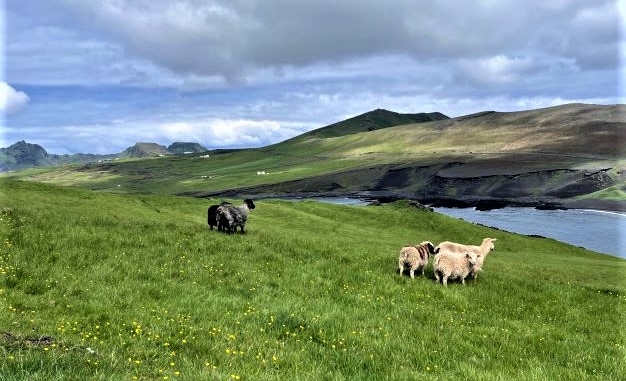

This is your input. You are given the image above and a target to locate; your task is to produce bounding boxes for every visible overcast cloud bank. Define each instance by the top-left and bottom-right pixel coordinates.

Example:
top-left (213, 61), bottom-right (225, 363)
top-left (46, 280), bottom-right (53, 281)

top-left (4, 0), bottom-right (624, 153)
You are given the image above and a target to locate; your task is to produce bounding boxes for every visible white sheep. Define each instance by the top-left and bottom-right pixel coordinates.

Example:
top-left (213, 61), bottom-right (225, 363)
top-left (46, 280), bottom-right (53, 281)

top-left (398, 241), bottom-right (436, 278)
top-left (433, 251), bottom-right (478, 286)
top-left (435, 238), bottom-right (496, 279)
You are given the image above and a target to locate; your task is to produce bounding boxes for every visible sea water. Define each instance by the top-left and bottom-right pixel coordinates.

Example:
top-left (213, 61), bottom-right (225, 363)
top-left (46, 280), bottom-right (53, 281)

top-left (433, 207), bottom-right (626, 259)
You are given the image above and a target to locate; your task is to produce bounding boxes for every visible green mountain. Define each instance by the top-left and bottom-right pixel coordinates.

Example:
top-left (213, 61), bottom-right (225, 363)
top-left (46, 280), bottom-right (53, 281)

top-left (0, 141), bottom-right (209, 172)
top-left (0, 140), bottom-right (54, 171)
top-left (9, 103), bottom-right (626, 209)
top-left (119, 142), bottom-right (171, 158)
top-left (167, 142), bottom-right (208, 154)
top-left (300, 108), bottom-right (449, 139)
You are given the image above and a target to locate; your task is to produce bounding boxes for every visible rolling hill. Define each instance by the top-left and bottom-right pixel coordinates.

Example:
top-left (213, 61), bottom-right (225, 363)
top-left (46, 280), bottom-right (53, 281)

top-left (296, 108), bottom-right (449, 139)
top-left (6, 103), bottom-right (626, 209)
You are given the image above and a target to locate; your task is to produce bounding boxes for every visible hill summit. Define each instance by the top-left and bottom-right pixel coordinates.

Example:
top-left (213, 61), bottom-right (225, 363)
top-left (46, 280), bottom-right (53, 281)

top-left (0, 140), bottom-right (53, 171)
top-left (303, 108), bottom-right (449, 139)
top-left (167, 142), bottom-right (208, 154)
top-left (120, 143), bottom-right (171, 158)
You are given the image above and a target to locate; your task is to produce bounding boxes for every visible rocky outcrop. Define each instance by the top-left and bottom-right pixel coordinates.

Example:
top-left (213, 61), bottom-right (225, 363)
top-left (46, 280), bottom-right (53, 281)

top-left (167, 142), bottom-right (208, 154)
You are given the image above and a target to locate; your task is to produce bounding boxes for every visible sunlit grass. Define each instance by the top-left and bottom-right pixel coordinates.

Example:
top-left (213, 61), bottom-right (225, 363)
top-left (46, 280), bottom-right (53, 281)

top-left (0, 179), bottom-right (625, 380)
top-left (577, 184), bottom-right (626, 201)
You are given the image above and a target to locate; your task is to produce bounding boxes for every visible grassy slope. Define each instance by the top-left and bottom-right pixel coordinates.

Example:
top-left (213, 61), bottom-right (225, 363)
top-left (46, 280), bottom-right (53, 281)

top-left (1, 179), bottom-right (625, 380)
top-left (296, 109), bottom-right (448, 139)
top-left (9, 104), bottom-right (624, 199)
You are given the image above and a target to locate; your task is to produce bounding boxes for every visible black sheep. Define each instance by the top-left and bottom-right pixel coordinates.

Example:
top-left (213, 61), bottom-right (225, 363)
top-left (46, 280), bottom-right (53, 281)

top-left (216, 199), bottom-right (255, 234)
top-left (207, 201), bottom-right (231, 230)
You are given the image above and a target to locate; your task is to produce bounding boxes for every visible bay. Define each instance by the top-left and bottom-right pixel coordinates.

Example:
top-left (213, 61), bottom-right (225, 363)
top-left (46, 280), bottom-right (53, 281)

top-left (433, 207), bottom-right (626, 259)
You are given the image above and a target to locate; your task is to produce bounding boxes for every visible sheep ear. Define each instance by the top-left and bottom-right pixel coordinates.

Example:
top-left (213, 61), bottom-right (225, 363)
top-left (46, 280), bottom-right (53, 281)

top-left (491, 238), bottom-right (497, 242)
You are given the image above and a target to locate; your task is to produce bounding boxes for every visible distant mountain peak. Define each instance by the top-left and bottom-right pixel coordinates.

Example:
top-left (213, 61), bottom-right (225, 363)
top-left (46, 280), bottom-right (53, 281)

top-left (121, 142), bottom-right (171, 158)
top-left (302, 109), bottom-right (450, 139)
top-left (0, 140), bottom-right (211, 172)
top-left (0, 140), bottom-right (52, 171)
top-left (167, 142), bottom-right (208, 154)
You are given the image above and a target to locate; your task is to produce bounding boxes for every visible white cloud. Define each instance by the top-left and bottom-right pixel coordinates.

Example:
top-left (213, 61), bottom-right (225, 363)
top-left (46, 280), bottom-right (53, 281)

top-left (0, 82), bottom-right (30, 114)
top-left (4, 116), bottom-right (318, 154)
top-left (457, 55), bottom-right (541, 86)
top-left (148, 118), bottom-right (315, 148)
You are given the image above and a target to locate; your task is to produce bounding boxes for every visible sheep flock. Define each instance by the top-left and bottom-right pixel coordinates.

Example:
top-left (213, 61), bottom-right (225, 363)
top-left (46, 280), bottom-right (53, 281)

top-left (205, 198), bottom-right (497, 285)
top-left (400, 238), bottom-right (497, 286)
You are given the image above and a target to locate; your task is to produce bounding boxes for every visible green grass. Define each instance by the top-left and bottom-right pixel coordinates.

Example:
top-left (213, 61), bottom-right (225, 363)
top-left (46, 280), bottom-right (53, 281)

top-left (577, 184), bottom-right (626, 201)
top-left (1, 179), bottom-right (625, 380)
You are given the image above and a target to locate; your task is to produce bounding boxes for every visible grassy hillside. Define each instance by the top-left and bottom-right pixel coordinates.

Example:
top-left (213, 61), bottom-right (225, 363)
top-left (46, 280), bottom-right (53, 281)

top-left (8, 104), bottom-right (624, 202)
top-left (1, 179), bottom-right (625, 380)
top-left (297, 108), bottom-right (449, 139)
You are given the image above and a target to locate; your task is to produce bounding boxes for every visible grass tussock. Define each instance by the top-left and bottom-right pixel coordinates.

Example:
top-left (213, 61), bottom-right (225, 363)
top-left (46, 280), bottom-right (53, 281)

top-left (0, 179), bottom-right (625, 380)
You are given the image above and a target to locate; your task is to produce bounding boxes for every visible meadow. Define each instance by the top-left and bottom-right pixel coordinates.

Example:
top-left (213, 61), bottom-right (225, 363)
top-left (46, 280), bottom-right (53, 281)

top-left (1, 179), bottom-right (625, 380)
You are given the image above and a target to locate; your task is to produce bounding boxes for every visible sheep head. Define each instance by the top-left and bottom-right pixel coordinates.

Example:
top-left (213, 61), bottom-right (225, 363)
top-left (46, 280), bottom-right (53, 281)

top-left (420, 241), bottom-right (436, 255)
top-left (244, 199), bottom-right (256, 210)
top-left (465, 252), bottom-right (478, 267)
top-left (482, 238), bottom-right (497, 252)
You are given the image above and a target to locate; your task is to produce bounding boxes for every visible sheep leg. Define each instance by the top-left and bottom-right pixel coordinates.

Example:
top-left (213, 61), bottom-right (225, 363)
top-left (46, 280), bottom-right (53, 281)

top-left (409, 269), bottom-right (415, 279)
top-left (442, 275), bottom-right (448, 286)
top-left (398, 262), bottom-right (404, 276)
top-left (434, 270), bottom-right (440, 283)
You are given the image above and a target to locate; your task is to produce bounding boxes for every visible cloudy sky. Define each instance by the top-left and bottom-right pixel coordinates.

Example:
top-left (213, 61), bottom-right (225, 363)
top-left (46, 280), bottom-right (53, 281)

top-left (2, 0), bottom-right (624, 154)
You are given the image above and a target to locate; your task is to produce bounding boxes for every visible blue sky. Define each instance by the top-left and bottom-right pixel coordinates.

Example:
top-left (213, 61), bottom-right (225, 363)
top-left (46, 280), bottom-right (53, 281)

top-left (2, 0), bottom-right (624, 154)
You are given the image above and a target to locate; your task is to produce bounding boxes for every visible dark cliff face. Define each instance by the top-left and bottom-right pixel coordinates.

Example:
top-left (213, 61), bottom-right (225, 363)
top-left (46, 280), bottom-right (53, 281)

top-left (194, 160), bottom-right (618, 210)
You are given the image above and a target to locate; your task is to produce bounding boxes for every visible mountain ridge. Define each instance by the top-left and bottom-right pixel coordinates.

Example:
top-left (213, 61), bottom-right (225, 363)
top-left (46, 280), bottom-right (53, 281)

top-left (0, 141), bottom-right (208, 172)
top-left (6, 102), bottom-right (626, 210)
top-left (0, 107), bottom-right (448, 171)
top-left (298, 108), bottom-right (449, 139)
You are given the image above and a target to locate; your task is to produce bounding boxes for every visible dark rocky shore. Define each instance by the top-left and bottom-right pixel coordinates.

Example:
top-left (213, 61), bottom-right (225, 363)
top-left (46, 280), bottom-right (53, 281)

top-left (186, 188), bottom-right (625, 213)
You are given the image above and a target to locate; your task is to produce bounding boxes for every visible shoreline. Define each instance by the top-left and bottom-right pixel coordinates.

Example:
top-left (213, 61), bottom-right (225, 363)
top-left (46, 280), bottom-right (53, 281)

top-left (192, 189), bottom-right (625, 213)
